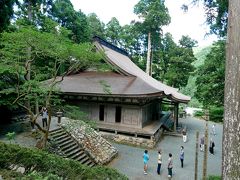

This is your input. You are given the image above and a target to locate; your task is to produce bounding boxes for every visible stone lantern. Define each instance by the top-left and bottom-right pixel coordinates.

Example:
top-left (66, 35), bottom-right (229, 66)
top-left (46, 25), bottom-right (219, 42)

top-left (56, 110), bottom-right (63, 124)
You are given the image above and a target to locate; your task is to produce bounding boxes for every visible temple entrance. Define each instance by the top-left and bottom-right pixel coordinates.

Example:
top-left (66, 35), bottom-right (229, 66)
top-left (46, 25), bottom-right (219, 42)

top-left (115, 106), bottom-right (122, 123)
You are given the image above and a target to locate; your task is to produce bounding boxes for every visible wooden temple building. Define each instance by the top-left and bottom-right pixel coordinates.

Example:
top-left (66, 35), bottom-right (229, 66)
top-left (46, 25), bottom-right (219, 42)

top-left (57, 37), bottom-right (190, 145)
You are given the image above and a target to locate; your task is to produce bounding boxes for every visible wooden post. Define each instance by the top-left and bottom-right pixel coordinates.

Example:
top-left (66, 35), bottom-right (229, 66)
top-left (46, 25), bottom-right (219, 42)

top-left (202, 110), bottom-right (209, 180)
top-left (194, 131), bottom-right (199, 180)
top-left (173, 103), bottom-right (179, 131)
top-left (35, 99), bottom-right (39, 115)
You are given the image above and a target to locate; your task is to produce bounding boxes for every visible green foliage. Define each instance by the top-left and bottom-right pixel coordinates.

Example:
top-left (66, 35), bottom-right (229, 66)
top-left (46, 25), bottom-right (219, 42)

top-left (194, 110), bottom-right (204, 117)
top-left (195, 40), bottom-right (225, 107)
top-left (63, 105), bottom-right (96, 128)
top-left (134, 0), bottom-right (170, 33)
top-left (203, 0), bottom-right (228, 37)
top-left (209, 106), bottom-right (224, 123)
top-left (207, 175), bottom-right (222, 180)
top-left (5, 132), bottom-right (16, 143)
top-left (180, 46), bottom-right (212, 107)
top-left (63, 105), bottom-right (88, 120)
top-left (99, 80), bottom-right (112, 94)
top-left (193, 46), bottom-right (212, 68)
top-left (0, 169), bottom-right (24, 179)
top-left (52, 0), bottom-right (91, 43)
top-left (105, 17), bottom-right (122, 46)
top-left (0, 0), bottom-right (15, 32)
top-left (87, 13), bottom-right (106, 38)
top-left (154, 33), bottom-right (196, 89)
top-left (179, 35), bottom-right (198, 48)
top-left (0, 142), bottom-right (128, 179)
top-left (25, 171), bottom-right (61, 180)
top-left (0, 26), bottom-right (102, 108)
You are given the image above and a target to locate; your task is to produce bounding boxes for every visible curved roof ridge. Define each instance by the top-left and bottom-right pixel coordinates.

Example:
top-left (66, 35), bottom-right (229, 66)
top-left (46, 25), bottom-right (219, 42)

top-left (95, 41), bottom-right (190, 103)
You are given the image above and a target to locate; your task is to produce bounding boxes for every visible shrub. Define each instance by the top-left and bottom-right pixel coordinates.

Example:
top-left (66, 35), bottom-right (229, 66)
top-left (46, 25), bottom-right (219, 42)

top-left (194, 110), bottom-right (204, 117)
top-left (209, 106), bottom-right (224, 123)
top-left (63, 105), bottom-right (96, 128)
top-left (0, 142), bottom-right (128, 180)
top-left (207, 175), bottom-right (221, 180)
top-left (5, 132), bottom-right (16, 143)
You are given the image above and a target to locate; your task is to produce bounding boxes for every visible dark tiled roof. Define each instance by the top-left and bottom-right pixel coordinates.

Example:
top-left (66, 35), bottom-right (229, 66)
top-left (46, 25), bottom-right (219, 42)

top-left (56, 37), bottom-right (191, 103)
top-left (57, 72), bottom-right (163, 97)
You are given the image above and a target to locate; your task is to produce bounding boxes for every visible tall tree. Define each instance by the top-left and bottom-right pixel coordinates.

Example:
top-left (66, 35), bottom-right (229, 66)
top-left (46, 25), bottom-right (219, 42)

top-left (223, 0), bottom-right (240, 178)
top-left (105, 17), bottom-right (122, 46)
top-left (203, 0), bottom-right (228, 37)
top-left (52, 0), bottom-right (90, 43)
top-left (154, 33), bottom-right (196, 89)
top-left (0, 26), bottom-right (102, 147)
top-left (0, 0), bottom-right (15, 32)
top-left (87, 13), bottom-right (105, 39)
top-left (134, 0), bottom-right (170, 76)
top-left (195, 41), bottom-right (225, 107)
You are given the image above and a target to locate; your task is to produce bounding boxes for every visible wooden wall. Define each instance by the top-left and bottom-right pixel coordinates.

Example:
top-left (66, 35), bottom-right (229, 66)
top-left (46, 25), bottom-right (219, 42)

top-left (68, 100), bottom-right (161, 128)
top-left (75, 102), bottom-right (142, 128)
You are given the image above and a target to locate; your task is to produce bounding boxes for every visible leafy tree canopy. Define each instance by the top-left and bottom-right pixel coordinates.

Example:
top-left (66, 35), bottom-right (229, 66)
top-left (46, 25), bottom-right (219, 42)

top-left (0, 0), bottom-right (15, 32)
top-left (195, 40), bottom-right (225, 107)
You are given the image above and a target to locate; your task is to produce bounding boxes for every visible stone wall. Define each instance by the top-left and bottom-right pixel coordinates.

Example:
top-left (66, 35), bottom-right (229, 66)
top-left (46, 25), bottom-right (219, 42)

top-left (100, 128), bottom-right (164, 148)
top-left (61, 119), bottom-right (118, 165)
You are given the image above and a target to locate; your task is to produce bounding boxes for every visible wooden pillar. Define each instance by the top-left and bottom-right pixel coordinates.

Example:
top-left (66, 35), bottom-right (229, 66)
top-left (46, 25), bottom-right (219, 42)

top-left (194, 131), bottom-right (199, 180)
top-left (173, 103), bottom-right (179, 131)
top-left (202, 110), bottom-right (209, 180)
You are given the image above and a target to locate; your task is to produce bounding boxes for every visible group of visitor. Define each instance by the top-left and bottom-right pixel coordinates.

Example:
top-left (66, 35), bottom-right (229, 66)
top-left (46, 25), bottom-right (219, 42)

top-left (143, 146), bottom-right (183, 179)
top-left (199, 124), bottom-right (216, 155)
top-left (143, 124), bottom-right (217, 179)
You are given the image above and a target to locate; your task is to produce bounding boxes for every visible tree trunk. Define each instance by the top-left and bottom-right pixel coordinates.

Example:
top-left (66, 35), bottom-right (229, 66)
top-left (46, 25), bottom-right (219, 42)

top-left (26, 1), bottom-right (32, 110)
top-left (146, 32), bottom-right (152, 76)
top-left (223, 0), bottom-right (240, 179)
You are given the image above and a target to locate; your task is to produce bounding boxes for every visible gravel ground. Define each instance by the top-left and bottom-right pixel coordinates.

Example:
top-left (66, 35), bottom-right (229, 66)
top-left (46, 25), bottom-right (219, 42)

top-left (109, 117), bottom-right (223, 180)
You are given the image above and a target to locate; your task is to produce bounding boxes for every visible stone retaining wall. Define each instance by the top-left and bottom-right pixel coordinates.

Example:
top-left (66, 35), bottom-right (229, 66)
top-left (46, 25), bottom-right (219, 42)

top-left (100, 128), bottom-right (164, 148)
top-left (61, 119), bottom-right (118, 165)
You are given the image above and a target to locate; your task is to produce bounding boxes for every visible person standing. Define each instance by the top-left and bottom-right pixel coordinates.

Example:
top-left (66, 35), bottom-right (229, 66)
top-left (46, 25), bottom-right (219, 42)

top-left (209, 138), bottom-right (215, 154)
top-left (157, 150), bottom-right (162, 175)
top-left (180, 146), bottom-right (184, 168)
top-left (182, 128), bottom-right (187, 143)
top-left (42, 107), bottom-right (48, 128)
top-left (212, 124), bottom-right (216, 136)
top-left (143, 150), bottom-right (149, 175)
top-left (200, 135), bottom-right (205, 151)
top-left (168, 153), bottom-right (173, 179)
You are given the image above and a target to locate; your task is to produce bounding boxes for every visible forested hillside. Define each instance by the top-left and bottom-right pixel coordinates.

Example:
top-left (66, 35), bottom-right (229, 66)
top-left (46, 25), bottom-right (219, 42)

top-left (181, 45), bottom-right (212, 107)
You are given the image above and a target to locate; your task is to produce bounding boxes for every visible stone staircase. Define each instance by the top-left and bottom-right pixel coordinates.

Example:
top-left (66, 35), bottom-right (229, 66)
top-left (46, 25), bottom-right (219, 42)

top-left (49, 128), bottom-right (96, 167)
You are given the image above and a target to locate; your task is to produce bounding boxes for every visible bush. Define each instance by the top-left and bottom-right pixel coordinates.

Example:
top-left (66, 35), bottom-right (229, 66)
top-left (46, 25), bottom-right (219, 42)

top-left (209, 106), bottom-right (224, 123)
top-left (207, 175), bottom-right (221, 180)
top-left (0, 142), bottom-right (128, 180)
top-left (194, 110), bottom-right (204, 117)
